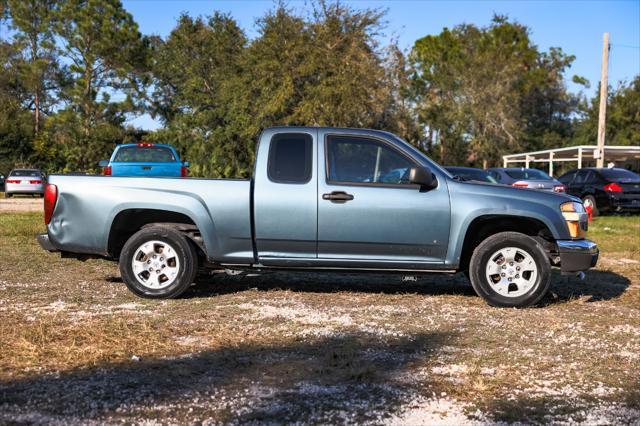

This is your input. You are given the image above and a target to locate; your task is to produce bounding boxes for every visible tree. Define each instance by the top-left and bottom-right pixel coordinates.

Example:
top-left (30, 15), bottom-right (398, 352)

top-left (573, 76), bottom-right (640, 146)
top-left (150, 12), bottom-right (248, 177)
top-left (8, 0), bottom-right (62, 134)
top-left (53, 0), bottom-right (148, 170)
top-left (410, 16), bottom-right (580, 167)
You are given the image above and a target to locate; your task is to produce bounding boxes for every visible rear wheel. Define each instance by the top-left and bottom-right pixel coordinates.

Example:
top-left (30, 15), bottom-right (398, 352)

top-left (5, 193), bottom-right (12, 198)
top-left (469, 232), bottom-right (551, 308)
top-left (119, 226), bottom-right (198, 299)
top-left (582, 195), bottom-right (599, 216)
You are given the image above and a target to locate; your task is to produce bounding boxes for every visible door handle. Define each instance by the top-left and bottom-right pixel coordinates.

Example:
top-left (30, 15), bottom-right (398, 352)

top-left (322, 191), bottom-right (354, 202)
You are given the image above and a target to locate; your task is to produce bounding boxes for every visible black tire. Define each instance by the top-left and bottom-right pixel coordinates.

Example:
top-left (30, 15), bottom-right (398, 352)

top-left (119, 226), bottom-right (198, 299)
top-left (469, 231), bottom-right (551, 308)
top-left (582, 195), bottom-right (599, 217)
top-left (5, 193), bottom-right (12, 198)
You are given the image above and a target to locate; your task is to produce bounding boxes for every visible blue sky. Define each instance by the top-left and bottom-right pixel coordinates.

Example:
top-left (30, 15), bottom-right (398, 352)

top-left (122, 0), bottom-right (640, 130)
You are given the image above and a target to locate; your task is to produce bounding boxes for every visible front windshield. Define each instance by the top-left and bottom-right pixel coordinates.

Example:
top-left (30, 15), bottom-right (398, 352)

top-left (389, 134), bottom-right (453, 178)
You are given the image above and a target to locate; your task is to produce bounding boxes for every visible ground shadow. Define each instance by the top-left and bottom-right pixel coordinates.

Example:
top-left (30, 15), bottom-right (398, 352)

top-left (186, 270), bottom-right (477, 299)
top-left (543, 269), bottom-right (631, 305)
top-left (0, 332), bottom-right (449, 423)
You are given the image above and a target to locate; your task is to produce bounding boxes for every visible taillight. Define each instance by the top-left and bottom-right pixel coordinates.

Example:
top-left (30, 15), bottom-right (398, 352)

top-left (553, 184), bottom-right (565, 193)
top-left (30, 180), bottom-right (42, 184)
top-left (512, 181), bottom-right (529, 188)
top-left (6, 179), bottom-right (20, 184)
top-left (44, 184), bottom-right (58, 225)
top-left (181, 166), bottom-right (189, 177)
top-left (103, 165), bottom-right (112, 176)
top-left (604, 182), bottom-right (622, 193)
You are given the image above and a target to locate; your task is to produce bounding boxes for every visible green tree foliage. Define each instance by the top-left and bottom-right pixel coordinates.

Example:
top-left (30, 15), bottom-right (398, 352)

top-left (574, 77), bottom-right (640, 146)
top-left (50, 0), bottom-right (147, 171)
top-left (8, 0), bottom-right (62, 134)
top-left (410, 16), bottom-right (581, 167)
top-left (150, 12), bottom-right (249, 177)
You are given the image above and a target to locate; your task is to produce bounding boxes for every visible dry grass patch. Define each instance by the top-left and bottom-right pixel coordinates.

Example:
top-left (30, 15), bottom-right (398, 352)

top-left (0, 212), bottom-right (638, 423)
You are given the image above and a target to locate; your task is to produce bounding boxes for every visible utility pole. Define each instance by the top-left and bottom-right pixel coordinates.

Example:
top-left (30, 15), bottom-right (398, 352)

top-left (596, 32), bottom-right (610, 168)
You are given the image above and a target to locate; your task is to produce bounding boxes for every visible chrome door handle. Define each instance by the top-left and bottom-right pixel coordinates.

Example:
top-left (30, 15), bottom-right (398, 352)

top-left (322, 191), bottom-right (354, 202)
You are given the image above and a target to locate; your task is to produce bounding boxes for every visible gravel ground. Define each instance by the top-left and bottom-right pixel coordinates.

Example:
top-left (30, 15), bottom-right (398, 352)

top-left (0, 212), bottom-right (639, 424)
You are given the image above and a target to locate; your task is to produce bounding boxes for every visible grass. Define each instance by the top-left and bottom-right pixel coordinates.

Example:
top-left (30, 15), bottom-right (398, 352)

top-left (0, 212), bottom-right (638, 423)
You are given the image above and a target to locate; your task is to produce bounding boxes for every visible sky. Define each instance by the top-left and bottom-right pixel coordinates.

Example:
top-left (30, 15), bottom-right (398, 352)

top-left (121, 0), bottom-right (640, 130)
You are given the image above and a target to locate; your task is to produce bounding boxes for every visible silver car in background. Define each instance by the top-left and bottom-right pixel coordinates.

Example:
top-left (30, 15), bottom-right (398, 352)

top-left (487, 168), bottom-right (565, 193)
top-left (4, 169), bottom-right (46, 198)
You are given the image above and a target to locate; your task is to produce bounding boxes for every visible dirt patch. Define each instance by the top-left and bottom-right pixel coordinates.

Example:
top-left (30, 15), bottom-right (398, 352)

top-left (0, 197), bottom-right (43, 213)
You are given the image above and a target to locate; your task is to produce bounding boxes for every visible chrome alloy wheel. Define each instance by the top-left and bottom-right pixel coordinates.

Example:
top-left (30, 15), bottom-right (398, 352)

top-left (484, 247), bottom-right (538, 298)
top-left (131, 240), bottom-right (180, 289)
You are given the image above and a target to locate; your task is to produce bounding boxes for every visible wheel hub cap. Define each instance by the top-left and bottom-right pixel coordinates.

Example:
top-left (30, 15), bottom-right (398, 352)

top-left (485, 247), bottom-right (538, 298)
top-left (131, 240), bottom-right (180, 289)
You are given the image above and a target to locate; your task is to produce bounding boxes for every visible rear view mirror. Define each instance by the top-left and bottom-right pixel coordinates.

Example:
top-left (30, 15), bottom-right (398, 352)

top-left (98, 160), bottom-right (109, 167)
top-left (409, 166), bottom-right (435, 189)
top-left (183, 161), bottom-right (190, 167)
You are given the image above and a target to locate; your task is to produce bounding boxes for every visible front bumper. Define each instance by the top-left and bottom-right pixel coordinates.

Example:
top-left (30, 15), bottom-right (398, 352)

top-left (37, 233), bottom-right (58, 252)
top-left (557, 239), bottom-right (599, 273)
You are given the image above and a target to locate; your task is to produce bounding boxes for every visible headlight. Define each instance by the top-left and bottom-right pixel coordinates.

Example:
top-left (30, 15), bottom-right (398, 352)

top-left (560, 202), bottom-right (585, 238)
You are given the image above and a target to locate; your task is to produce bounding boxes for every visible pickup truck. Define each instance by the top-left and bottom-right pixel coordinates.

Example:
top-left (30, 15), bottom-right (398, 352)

top-left (98, 142), bottom-right (189, 177)
top-left (37, 127), bottom-right (599, 307)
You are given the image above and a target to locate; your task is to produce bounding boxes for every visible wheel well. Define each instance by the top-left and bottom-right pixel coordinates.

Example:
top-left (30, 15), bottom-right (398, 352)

top-left (108, 209), bottom-right (202, 259)
top-left (459, 215), bottom-right (554, 272)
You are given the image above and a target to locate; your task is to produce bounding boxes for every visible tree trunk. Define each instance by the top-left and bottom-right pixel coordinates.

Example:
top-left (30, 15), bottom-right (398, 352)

top-left (34, 91), bottom-right (40, 133)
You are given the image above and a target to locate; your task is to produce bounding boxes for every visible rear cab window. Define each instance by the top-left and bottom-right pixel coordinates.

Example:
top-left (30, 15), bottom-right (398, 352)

top-left (267, 133), bottom-right (313, 184)
top-left (113, 146), bottom-right (176, 163)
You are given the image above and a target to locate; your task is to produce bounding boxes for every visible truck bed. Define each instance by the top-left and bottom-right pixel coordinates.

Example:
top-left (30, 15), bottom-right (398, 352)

top-left (46, 175), bottom-right (254, 263)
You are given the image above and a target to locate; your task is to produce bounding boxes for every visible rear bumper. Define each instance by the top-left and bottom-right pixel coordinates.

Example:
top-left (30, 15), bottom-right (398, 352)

top-left (557, 239), bottom-right (599, 273)
top-left (37, 233), bottom-right (58, 252)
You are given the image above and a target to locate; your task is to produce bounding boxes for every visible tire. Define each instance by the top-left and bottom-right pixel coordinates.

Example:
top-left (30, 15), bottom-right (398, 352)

top-left (119, 226), bottom-right (198, 299)
top-left (469, 231), bottom-right (551, 308)
top-left (5, 193), bottom-right (12, 198)
top-left (582, 195), bottom-right (599, 217)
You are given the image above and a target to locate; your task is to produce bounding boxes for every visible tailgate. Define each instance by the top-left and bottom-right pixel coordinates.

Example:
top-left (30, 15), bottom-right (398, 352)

top-left (111, 162), bottom-right (181, 177)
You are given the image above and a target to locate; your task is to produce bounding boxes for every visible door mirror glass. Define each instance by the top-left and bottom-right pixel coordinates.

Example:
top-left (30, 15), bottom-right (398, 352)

top-left (183, 161), bottom-right (190, 167)
top-left (98, 160), bottom-right (109, 167)
top-left (409, 166), bottom-right (435, 188)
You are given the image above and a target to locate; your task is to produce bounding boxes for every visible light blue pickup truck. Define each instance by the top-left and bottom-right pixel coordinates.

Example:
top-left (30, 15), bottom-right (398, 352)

top-left (37, 127), bottom-right (598, 307)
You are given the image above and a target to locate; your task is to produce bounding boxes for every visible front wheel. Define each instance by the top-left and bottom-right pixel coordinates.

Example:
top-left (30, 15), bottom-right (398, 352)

top-left (469, 232), bottom-right (551, 308)
top-left (119, 226), bottom-right (198, 299)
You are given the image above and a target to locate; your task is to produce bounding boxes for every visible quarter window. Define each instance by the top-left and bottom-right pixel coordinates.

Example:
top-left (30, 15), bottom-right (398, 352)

top-left (327, 136), bottom-right (415, 185)
top-left (267, 133), bottom-right (313, 184)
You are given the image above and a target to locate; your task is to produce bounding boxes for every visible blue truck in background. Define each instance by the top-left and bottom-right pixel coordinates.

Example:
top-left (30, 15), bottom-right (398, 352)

top-left (99, 142), bottom-right (189, 177)
top-left (38, 127), bottom-right (598, 308)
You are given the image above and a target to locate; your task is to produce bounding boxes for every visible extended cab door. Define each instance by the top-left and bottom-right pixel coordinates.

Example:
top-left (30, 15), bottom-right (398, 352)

top-left (316, 130), bottom-right (451, 267)
top-left (253, 129), bottom-right (318, 263)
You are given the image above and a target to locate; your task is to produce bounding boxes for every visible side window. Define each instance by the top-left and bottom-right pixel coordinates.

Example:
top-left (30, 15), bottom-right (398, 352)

top-left (267, 133), bottom-right (313, 184)
top-left (573, 170), bottom-right (588, 184)
top-left (584, 171), bottom-right (596, 183)
top-left (559, 170), bottom-right (576, 185)
top-left (491, 171), bottom-right (501, 182)
top-left (326, 135), bottom-right (415, 185)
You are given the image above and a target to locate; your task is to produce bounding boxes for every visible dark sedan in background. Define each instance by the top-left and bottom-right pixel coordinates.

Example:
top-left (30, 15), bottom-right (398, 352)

top-left (445, 167), bottom-right (498, 183)
top-left (558, 168), bottom-right (640, 215)
top-left (487, 168), bottom-right (565, 192)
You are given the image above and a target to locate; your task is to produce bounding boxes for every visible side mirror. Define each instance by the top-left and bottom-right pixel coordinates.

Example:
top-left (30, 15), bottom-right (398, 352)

top-left (409, 166), bottom-right (435, 188)
top-left (183, 161), bottom-right (190, 167)
top-left (98, 160), bottom-right (109, 167)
